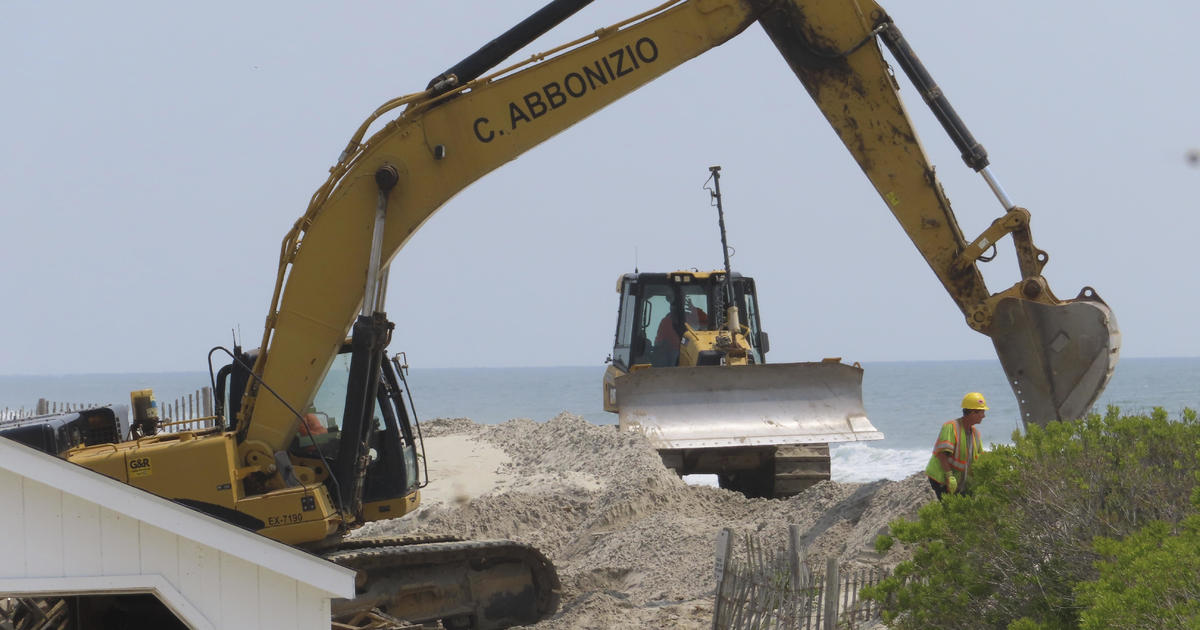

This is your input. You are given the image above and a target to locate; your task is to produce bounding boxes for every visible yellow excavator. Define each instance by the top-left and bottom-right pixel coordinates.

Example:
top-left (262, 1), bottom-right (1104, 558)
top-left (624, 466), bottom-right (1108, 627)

top-left (604, 166), bottom-right (883, 498)
top-left (9, 0), bottom-right (1119, 627)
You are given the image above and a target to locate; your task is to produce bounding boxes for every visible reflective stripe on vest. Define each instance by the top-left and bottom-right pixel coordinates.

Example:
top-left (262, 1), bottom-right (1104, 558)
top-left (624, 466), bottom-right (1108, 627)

top-left (939, 419), bottom-right (980, 472)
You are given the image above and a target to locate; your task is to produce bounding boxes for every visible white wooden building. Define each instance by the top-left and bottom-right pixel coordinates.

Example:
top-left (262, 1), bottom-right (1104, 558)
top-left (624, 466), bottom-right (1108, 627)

top-left (0, 437), bottom-right (355, 629)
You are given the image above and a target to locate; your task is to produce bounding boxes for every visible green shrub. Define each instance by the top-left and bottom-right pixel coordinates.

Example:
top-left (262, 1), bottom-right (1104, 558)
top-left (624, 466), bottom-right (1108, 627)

top-left (865, 408), bottom-right (1200, 630)
top-left (1075, 517), bottom-right (1200, 629)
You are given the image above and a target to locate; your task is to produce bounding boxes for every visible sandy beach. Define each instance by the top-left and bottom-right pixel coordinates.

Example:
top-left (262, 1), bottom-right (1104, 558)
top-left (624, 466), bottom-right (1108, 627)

top-left (357, 415), bottom-right (922, 629)
top-left (415, 433), bottom-right (514, 508)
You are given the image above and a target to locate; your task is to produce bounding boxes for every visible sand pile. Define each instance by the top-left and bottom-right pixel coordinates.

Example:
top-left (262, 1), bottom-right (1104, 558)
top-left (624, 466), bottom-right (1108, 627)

top-left (356, 414), bottom-right (931, 629)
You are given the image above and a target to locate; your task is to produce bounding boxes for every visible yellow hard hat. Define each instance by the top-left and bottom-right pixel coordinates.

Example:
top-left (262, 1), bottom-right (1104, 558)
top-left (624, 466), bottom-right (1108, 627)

top-left (962, 392), bottom-right (989, 410)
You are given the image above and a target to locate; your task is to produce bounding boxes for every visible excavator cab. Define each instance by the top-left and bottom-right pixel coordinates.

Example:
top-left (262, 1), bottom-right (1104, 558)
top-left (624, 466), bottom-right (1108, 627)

top-left (214, 341), bottom-right (426, 530)
top-left (305, 349), bottom-right (424, 520)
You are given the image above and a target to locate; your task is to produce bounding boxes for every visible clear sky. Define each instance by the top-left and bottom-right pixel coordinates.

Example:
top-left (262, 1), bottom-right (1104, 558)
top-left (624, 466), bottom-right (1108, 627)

top-left (2, 1), bottom-right (1197, 376)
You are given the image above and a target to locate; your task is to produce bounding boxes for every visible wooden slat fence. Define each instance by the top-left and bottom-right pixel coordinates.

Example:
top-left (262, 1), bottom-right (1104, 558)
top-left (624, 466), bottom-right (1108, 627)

top-left (155, 387), bottom-right (218, 433)
top-left (2, 401), bottom-right (107, 421)
top-left (712, 526), bottom-right (887, 630)
top-left (1, 406), bottom-right (33, 422)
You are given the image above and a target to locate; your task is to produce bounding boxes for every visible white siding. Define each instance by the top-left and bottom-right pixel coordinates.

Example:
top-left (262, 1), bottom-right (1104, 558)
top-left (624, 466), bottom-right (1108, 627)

top-left (0, 438), bottom-right (354, 629)
top-left (177, 539), bottom-right (222, 623)
top-left (62, 492), bottom-right (102, 576)
top-left (99, 506), bottom-right (141, 575)
top-left (139, 521), bottom-right (181, 586)
top-left (22, 479), bottom-right (64, 577)
top-left (218, 552), bottom-right (261, 629)
top-left (257, 569), bottom-right (299, 630)
top-left (295, 584), bottom-right (333, 630)
top-left (0, 469), bottom-right (25, 574)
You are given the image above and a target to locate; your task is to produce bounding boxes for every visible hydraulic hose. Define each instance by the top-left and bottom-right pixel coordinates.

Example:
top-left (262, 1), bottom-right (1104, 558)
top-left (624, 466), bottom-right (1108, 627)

top-left (427, 0), bottom-right (597, 94)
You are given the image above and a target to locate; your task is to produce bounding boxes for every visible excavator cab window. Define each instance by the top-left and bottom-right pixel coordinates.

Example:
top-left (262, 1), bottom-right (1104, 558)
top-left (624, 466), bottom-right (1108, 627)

top-left (364, 357), bottom-right (423, 501)
top-left (309, 353), bottom-right (356, 434)
top-left (296, 352), bottom-right (361, 458)
top-left (297, 350), bottom-right (421, 499)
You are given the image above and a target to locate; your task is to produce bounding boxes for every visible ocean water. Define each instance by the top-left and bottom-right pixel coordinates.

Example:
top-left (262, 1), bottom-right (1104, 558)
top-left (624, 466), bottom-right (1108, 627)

top-left (3, 358), bottom-right (1198, 483)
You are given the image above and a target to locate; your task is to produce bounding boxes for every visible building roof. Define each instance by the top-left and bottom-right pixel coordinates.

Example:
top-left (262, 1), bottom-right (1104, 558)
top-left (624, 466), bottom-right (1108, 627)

top-left (0, 437), bottom-right (355, 599)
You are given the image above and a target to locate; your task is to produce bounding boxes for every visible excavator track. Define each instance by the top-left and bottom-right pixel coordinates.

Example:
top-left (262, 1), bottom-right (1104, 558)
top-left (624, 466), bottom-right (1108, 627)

top-left (323, 536), bottom-right (560, 630)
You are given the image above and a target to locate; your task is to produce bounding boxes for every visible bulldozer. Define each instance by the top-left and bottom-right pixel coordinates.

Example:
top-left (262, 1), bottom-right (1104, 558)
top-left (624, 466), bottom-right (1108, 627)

top-left (604, 167), bottom-right (882, 498)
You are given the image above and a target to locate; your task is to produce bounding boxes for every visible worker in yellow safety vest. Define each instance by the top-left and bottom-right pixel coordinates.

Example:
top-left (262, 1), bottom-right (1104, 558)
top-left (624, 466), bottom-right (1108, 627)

top-left (926, 392), bottom-right (986, 499)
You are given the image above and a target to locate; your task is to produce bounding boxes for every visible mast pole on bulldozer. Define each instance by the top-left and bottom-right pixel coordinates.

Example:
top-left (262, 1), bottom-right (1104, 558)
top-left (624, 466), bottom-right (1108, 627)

top-left (707, 166), bottom-right (740, 333)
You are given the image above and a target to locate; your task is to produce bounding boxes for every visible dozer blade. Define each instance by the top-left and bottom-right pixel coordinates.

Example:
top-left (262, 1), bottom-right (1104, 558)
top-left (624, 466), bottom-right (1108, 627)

top-left (615, 362), bottom-right (882, 449)
top-left (989, 289), bottom-right (1120, 428)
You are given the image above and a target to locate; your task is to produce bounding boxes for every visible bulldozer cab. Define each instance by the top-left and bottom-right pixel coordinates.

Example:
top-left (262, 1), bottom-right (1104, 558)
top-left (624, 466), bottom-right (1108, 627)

top-left (614, 271), bottom-right (766, 371)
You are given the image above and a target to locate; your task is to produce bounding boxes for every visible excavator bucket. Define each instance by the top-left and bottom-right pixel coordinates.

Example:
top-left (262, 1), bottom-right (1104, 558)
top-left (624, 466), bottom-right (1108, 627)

top-left (989, 290), bottom-right (1120, 428)
top-left (614, 362), bottom-right (882, 449)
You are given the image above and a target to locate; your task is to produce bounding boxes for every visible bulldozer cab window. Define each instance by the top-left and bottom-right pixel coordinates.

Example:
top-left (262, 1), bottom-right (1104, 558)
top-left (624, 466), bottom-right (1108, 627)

top-left (636, 288), bottom-right (676, 367)
top-left (679, 284), bottom-right (710, 330)
top-left (633, 281), bottom-right (712, 367)
top-left (612, 286), bottom-right (637, 369)
top-left (741, 288), bottom-right (765, 364)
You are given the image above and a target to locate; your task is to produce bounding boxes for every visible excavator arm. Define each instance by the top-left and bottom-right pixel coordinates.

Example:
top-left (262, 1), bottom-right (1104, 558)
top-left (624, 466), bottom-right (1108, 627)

top-left (754, 0), bottom-right (1119, 426)
top-left (239, 0), bottom-right (1116, 468)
